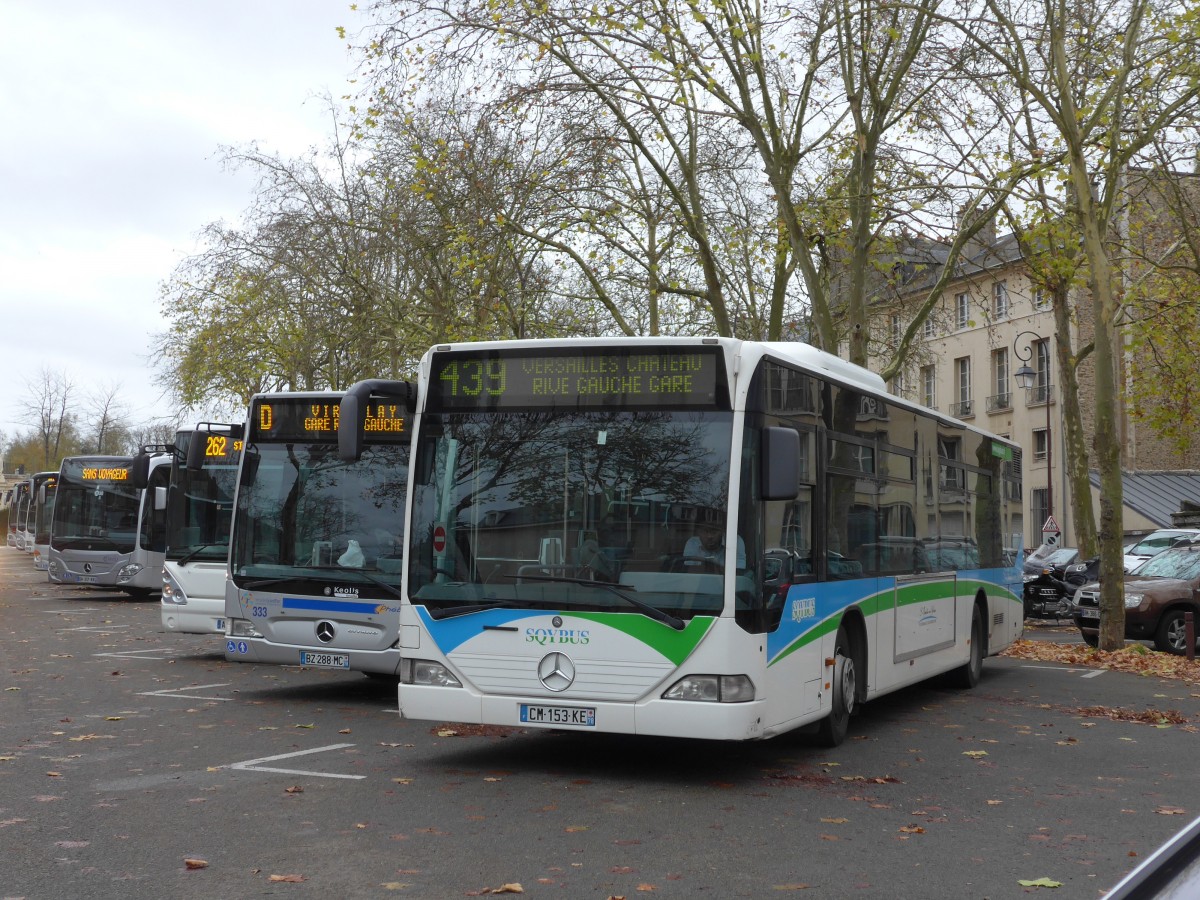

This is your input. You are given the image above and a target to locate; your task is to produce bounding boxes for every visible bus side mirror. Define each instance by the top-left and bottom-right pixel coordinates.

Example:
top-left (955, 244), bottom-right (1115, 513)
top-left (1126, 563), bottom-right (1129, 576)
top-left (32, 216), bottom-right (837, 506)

top-left (761, 426), bottom-right (800, 500)
top-left (338, 379), bottom-right (415, 462)
top-left (130, 453), bottom-right (151, 490)
top-left (186, 434), bottom-right (206, 471)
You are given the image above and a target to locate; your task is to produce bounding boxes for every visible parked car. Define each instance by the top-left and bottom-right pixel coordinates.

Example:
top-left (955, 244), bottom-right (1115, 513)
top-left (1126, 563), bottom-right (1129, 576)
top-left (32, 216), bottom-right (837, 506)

top-left (1123, 528), bottom-right (1200, 572)
top-left (1073, 539), bottom-right (1200, 653)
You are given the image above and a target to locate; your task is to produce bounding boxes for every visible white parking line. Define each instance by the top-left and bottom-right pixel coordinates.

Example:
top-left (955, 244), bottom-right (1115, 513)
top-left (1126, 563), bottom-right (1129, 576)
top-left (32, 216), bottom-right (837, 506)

top-left (224, 743), bottom-right (365, 780)
top-left (42, 607), bottom-right (103, 613)
top-left (94, 647), bottom-right (182, 660)
top-left (137, 683), bottom-right (233, 701)
top-left (1021, 664), bottom-right (1107, 678)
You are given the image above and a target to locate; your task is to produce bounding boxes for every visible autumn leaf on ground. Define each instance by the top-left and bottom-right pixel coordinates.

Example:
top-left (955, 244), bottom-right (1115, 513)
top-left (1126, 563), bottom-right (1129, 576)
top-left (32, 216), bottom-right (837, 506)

top-left (489, 884), bottom-right (524, 894)
top-left (899, 825), bottom-right (925, 834)
top-left (963, 750), bottom-right (988, 758)
top-left (1002, 639), bottom-right (1200, 683)
top-left (184, 858), bottom-right (209, 870)
top-left (1017, 877), bottom-right (1063, 888)
top-left (293, 723), bottom-right (315, 729)
top-left (269, 874), bottom-right (306, 882)
top-left (1156, 806), bottom-right (1187, 815)
top-left (285, 785), bottom-right (303, 794)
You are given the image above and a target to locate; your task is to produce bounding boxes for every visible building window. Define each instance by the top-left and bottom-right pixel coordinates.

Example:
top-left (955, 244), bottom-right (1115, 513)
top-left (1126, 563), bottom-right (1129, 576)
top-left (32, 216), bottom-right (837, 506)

top-left (951, 357), bottom-right (972, 417)
top-left (1033, 286), bottom-right (1050, 310)
top-left (890, 313), bottom-right (902, 345)
top-left (992, 281), bottom-right (1009, 319)
top-left (891, 369), bottom-right (909, 398)
top-left (1033, 427), bottom-right (1049, 461)
top-left (988, 348), bottom-right (1011, 412)
top-left (923, 316), bottom-right (936, 339)
top-left (921, 364), bottom-right (936, 409)
top-left (957, 357), bottom-right (971, 402)
top-left (955, 292), bottom-right (970, 329)
top-left (1035, 339), bottom-right (1052, 404)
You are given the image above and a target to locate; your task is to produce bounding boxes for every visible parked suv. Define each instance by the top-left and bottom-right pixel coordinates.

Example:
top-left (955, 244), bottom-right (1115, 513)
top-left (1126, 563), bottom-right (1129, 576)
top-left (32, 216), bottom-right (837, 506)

top-left (1074, 539), bottom-right (1200, 653)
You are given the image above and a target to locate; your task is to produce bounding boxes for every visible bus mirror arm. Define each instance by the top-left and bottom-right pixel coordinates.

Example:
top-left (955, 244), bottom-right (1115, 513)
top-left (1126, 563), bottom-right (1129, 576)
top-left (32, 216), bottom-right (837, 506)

top-left (338, 379), bottom-right (416, 462)
top-left (761, 426), bottom-right (801, 501)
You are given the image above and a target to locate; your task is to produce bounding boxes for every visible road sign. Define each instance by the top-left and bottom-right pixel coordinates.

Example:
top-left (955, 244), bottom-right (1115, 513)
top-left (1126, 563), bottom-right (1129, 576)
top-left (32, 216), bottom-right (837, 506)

top-left (1042, 515), bottom-right (1060, 534)
top-left (432, 524), bottom-right (446, 554)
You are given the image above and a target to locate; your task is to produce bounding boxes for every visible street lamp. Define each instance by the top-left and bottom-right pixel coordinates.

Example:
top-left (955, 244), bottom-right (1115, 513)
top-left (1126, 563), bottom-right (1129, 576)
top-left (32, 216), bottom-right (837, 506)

top-left (1013, 330), bottom-right (1053, 529)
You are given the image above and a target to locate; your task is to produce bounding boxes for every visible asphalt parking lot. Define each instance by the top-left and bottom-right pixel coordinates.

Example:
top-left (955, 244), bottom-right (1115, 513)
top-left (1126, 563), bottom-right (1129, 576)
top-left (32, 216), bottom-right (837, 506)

top-left (3, 550), bottom-right (1199, 899)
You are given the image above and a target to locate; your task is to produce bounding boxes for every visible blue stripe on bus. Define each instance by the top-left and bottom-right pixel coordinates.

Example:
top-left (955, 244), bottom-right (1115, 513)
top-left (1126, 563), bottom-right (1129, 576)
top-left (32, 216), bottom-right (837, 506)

top-left (282, 597), bottom-right (381, 615)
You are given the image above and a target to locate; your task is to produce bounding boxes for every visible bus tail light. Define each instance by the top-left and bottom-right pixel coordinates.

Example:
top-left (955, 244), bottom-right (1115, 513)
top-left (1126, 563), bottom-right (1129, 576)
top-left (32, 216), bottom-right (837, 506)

top-left (401, 659), bottom-right (462, 687)
top-left (662, 675), bottom-right (755, 703)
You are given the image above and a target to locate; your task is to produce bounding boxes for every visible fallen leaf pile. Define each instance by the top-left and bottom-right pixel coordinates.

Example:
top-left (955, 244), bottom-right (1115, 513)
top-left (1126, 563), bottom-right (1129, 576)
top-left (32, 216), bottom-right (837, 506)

top-left (1001, 639), bottom-right (1200, 683)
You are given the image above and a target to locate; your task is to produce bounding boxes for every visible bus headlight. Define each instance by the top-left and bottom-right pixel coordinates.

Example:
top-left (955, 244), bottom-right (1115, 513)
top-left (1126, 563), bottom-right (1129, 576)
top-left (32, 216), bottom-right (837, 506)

top-left (662, 675), bottom-right (756, 703)
top-left (161, 570), bottom-right (188, 605)
top-left (229, 618), bottom-right (262, 638)
top-left (117, 563), bottom-right (143, 583)
top-left (400, 659), bottom-right (462, 687)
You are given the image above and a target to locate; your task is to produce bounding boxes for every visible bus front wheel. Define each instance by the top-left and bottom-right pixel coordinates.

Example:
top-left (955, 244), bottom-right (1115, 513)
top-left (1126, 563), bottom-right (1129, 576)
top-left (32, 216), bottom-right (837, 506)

top-left (816, 626), bottom-right (856, 747)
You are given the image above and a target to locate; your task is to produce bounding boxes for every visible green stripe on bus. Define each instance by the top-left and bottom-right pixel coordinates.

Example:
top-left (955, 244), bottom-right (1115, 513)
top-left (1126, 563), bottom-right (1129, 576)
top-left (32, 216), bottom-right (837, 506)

top-left (571, 612), bottom-right (715, 666)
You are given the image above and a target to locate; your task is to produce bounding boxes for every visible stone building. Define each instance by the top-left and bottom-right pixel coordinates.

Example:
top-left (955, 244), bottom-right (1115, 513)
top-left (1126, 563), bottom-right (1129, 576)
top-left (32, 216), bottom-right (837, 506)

top-left (861, 182), bottom-right (1200, 551)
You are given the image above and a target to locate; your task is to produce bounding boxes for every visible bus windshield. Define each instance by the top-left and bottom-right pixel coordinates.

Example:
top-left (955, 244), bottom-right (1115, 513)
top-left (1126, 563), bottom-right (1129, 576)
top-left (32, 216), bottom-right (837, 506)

top-left (167, 436), bottom-right (239, 563)
top-left (230, 441), bottom-right (408, 587)
top-left (408, 409), bottom-right (735, 619)
top-left (52, 461), bottom-right (140, 553)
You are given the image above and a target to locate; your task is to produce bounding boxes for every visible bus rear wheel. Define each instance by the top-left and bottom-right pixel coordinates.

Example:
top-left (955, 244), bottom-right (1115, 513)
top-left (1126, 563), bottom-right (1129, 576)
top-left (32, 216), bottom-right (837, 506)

top-left (816, 626), bottom-right (856, 747)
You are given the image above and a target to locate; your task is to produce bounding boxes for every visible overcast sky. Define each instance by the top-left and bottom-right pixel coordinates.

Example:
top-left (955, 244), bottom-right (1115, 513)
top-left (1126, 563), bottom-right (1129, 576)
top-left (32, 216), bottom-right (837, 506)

top-left (0, 0), bottom-right (363, 445)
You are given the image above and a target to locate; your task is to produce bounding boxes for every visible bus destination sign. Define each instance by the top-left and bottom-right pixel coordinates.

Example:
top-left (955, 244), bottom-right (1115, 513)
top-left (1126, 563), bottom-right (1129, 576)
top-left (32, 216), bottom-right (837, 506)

top-left (202, 434), bottom-right (245, 460)
top-left (429, 347), bottom-right (726, 410)
top-left (252, 397), bottom-right (408, 442)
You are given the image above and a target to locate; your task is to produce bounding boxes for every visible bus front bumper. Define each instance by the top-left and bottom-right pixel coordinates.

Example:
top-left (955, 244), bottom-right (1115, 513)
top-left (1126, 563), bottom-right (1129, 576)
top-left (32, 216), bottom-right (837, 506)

top-left (399, 684), bottom-right (770, 741)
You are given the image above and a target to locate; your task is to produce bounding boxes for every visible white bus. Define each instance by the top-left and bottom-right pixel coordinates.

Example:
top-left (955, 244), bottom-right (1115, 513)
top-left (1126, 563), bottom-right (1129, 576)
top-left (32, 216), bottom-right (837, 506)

top-left (148, 424), bottom-right (243, 635)
top-left (29, 470), bottom-right (58, 571)
top-left (224, 382), bottom-right (414, 677)
top-left (48, 453), bottom-right (171, 596)
top-left (375, 338), bottom-right (1024, 745)
top-left (11, 478), bottom-right (32, 550)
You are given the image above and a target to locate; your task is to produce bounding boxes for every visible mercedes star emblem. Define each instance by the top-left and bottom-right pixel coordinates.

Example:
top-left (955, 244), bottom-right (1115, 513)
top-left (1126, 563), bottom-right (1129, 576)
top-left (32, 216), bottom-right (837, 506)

top-left (537, 652), bottom-right (575, 692)
top-left (315, 621), bottom-right (336, 643)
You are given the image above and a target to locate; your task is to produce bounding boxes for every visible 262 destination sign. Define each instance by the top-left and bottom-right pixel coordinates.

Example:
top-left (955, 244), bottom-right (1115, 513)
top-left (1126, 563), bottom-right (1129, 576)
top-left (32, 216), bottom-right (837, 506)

top-left (429, 347), bottom-right (726, 410)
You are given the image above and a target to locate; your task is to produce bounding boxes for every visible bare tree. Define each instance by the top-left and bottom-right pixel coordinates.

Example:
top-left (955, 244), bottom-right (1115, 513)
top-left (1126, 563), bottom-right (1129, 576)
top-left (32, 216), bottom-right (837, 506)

top-left (21, 367), bottom-right (75, 470)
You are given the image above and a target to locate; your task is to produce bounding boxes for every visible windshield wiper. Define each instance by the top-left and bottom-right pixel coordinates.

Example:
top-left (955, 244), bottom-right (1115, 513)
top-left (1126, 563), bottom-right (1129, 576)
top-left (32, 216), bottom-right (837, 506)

top-left (427, 598), bottom-right (521, 620)
top-left (174, 542), bottom-right (227, 565)
top-left (306, 565), bottom-right (404, 602)
top-left (511, 573), bottom-right (686, 631)
top-left (238, 576), bottom-right (295, 590)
